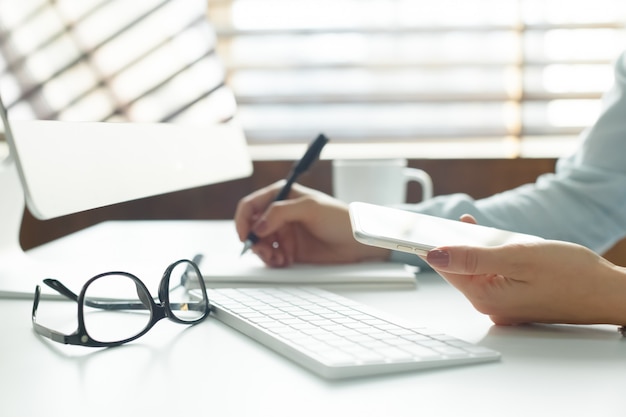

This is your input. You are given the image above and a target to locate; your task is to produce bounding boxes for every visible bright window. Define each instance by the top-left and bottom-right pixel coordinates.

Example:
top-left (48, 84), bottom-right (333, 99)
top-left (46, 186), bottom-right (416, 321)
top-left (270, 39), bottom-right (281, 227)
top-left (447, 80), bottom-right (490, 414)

top-left (0, 0), bottom-right (236, 125)
top-left (209, 0), bottom-right (626, 157)
top-left (1, 0), bottom-right (624, 158)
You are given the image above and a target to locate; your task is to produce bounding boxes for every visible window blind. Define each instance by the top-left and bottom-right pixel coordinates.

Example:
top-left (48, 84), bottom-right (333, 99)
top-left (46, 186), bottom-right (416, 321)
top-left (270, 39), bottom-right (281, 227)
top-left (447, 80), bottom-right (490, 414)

top-left (1, 0), bottom-right (624, 159)
top-left (208, 0), bottom-right (626, 157)
top-left (0, 0), bottom-right (236, 125)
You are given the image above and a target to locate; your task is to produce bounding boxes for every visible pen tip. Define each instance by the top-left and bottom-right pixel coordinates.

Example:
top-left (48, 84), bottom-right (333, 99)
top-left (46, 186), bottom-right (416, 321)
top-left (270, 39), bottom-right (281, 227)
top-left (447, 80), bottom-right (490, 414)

top-left (240, 240), bottom-right (253, 256)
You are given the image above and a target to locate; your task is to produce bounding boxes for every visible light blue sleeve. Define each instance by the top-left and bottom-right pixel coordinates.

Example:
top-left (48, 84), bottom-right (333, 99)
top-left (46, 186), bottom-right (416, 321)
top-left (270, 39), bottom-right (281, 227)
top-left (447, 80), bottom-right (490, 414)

top-left (392, 51), bottom-right (626, 266)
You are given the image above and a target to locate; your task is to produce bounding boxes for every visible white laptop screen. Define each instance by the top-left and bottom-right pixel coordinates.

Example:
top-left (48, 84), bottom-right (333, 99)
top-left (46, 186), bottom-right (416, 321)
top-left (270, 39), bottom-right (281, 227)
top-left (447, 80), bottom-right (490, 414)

top-left (1, 95), bottom-right (252, 220)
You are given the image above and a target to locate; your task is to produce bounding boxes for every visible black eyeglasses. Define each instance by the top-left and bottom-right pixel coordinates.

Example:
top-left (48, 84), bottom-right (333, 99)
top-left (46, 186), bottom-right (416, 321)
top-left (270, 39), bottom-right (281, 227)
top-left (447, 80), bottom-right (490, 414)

top-left (32, 259), bottom-right (210, 347)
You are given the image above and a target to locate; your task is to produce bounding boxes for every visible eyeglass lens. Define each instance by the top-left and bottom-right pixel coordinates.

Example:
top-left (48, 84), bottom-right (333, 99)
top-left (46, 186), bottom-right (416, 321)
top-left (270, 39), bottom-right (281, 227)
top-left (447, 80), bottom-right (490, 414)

top-left (167, 260), bottom-right (206, 322)
top-left (83, 274), bottom-right (152, 344)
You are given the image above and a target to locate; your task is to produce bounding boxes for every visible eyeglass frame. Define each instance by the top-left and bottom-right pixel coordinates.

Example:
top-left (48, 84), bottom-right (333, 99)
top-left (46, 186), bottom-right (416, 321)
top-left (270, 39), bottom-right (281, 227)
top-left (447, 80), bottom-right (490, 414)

top-left (32, 259), bottom-right (210, 347)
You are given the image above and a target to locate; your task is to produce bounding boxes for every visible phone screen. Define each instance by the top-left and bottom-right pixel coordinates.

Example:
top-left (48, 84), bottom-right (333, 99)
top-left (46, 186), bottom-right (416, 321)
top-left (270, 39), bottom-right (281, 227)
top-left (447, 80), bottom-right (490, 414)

top-left (349, 202), bottom-right (542, 255)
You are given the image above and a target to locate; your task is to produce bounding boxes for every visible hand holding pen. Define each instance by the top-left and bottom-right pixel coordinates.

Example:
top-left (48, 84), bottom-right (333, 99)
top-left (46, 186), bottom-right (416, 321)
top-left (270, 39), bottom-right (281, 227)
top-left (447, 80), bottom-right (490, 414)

top-left (240, 134), bottom-right (329, 255)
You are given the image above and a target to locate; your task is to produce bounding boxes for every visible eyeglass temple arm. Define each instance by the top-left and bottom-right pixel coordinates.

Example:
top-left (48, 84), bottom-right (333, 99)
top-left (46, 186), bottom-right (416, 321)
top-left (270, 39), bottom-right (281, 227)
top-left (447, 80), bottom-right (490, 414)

top-left (43, 278), bottom-right (150, 310)
top-left (32, 285), bottom-right (73, 344)
top-left (44, 278), bottom-right (205, 312)
top-left (43, 278), bottom-right (79, 301)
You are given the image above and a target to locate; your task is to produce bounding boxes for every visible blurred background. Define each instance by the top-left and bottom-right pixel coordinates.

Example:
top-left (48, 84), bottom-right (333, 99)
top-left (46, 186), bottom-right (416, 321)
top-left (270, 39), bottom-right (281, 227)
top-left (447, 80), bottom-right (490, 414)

top-left (2, 0), bottom-right (625, 156)
top-left (1, 0), bottom-right (625, 262)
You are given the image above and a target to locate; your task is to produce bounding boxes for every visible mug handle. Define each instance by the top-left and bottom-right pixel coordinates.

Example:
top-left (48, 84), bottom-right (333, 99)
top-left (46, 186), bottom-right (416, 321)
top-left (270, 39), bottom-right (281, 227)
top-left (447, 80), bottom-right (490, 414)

top-left (403, 167), bottom-right (433, 202)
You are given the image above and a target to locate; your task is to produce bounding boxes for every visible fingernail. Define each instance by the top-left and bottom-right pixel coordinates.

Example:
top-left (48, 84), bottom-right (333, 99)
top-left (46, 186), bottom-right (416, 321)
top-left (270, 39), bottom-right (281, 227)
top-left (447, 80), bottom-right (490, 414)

top-left (426, 250), bottom-right (450, 267)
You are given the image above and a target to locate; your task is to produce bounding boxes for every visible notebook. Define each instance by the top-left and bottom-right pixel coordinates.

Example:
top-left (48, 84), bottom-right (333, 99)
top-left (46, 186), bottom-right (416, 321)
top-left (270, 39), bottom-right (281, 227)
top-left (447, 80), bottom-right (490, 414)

top-left (187, 253), bottom-right (418, 289)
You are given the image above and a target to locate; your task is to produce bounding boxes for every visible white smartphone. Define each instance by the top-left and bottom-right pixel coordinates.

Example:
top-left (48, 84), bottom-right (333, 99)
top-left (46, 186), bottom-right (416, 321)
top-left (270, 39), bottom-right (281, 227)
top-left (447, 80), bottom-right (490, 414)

top-left (349, 202), bottom-right (543, 256)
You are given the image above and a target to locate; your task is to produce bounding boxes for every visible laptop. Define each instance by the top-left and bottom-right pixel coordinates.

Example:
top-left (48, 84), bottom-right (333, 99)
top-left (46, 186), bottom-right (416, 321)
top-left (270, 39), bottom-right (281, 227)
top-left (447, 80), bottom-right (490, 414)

top-left (0, 94), bottom-right (252, 298)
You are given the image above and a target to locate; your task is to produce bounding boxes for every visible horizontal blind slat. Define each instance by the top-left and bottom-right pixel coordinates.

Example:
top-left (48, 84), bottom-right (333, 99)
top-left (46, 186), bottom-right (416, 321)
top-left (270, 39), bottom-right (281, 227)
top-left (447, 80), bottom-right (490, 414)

top-left (214, 22), bottom-right (626, 36)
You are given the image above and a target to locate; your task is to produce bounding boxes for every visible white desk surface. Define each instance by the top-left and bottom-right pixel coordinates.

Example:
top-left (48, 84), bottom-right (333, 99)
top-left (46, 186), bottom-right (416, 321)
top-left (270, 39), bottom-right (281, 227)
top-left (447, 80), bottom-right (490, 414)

top-left (1, 220), bottom-right (625, 417)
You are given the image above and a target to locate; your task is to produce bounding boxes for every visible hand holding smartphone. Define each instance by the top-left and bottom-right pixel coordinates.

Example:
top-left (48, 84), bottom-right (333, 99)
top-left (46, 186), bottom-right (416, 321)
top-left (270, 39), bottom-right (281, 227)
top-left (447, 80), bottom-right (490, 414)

top-left (349, 202), bottom-right (543, 256)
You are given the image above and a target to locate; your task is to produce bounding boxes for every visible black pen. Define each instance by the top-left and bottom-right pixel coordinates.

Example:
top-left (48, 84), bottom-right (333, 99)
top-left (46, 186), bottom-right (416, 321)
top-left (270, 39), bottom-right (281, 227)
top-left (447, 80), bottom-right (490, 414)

top-left (240, 133), bottom-right (329, 255)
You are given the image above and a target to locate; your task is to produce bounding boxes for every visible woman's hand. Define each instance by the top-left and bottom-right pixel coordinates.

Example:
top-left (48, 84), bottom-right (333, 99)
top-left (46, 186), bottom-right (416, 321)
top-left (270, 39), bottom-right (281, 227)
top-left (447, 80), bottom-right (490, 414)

top-left (424, 217), bottom-right (626, 326)
top-left (234, 181), bottom-right (390, 267)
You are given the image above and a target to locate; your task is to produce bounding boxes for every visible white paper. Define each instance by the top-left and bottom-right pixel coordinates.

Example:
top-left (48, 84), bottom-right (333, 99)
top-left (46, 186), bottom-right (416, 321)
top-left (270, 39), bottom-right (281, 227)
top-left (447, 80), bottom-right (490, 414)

top-left (194, 252), bottom-right (417, 288)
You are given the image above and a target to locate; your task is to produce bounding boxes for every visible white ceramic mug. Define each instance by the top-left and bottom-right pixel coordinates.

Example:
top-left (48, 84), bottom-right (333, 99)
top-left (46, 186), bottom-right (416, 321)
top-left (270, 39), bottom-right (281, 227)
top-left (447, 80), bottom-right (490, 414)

top-left (332, 158), bottom-right (433, 205)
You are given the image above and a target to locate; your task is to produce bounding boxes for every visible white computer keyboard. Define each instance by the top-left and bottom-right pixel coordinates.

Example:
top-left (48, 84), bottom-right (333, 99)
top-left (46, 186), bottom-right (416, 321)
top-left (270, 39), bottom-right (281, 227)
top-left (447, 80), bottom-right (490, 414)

top-left (194, 287), bottom-right (500, 379)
